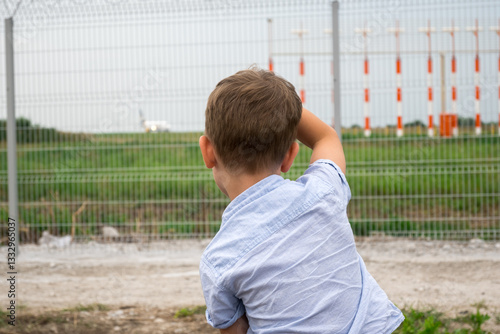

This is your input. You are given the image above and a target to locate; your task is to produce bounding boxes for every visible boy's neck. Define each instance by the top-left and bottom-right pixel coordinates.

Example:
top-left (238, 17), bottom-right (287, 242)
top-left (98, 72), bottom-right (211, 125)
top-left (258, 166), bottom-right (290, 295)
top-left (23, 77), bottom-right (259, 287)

top-left (219, 168), bottom-right (280, 201)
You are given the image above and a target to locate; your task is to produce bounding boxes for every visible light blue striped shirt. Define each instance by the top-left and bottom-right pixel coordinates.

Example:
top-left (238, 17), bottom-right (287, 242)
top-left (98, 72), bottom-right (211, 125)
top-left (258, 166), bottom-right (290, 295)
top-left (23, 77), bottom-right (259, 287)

top-left (200, 159), bottom-right (404, 333)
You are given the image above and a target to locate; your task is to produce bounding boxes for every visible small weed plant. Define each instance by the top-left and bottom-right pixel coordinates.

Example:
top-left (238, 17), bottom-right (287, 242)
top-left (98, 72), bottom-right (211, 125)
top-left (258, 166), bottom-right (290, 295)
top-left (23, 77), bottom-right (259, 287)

top-left (395, 306), bottom-right (493, 334)
top-left (174, 305), bottom-right (207, 318)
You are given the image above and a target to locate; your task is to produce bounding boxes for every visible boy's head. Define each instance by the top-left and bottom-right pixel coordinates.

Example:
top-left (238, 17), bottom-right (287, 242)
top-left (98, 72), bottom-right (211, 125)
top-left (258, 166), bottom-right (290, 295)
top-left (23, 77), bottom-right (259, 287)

top-left (203, 68), bottom-right (302, 175)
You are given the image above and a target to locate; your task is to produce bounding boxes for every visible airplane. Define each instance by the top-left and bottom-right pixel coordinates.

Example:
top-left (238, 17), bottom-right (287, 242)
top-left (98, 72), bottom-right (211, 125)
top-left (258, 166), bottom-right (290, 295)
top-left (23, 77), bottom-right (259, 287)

top-left (139, 110), bottom-right (171, 133)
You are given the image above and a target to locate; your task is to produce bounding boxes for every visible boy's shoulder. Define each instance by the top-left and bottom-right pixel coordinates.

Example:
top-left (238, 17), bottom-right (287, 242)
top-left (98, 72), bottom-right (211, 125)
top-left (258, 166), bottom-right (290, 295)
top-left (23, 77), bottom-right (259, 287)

top-left (298, 159), bottom-right (350, 200)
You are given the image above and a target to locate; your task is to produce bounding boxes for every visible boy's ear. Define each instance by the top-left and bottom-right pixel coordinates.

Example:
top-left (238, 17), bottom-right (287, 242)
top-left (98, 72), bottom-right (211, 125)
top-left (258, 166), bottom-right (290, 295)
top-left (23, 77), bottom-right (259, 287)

top-left (199, 135), bottom-right (216, 169)
top-left (280, 142), bottom-right (299, 173)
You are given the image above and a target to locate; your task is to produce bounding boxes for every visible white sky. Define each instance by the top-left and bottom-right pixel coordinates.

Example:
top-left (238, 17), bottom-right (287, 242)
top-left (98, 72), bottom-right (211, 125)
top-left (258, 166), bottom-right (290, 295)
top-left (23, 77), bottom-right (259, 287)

top-left (0, 0), bottom-right (499, 132)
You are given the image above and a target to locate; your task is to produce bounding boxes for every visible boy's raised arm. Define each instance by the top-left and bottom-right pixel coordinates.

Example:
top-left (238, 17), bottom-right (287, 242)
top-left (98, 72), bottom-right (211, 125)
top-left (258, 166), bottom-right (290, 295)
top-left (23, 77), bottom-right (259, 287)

top-left (297, 108), bottom-right (346, 174)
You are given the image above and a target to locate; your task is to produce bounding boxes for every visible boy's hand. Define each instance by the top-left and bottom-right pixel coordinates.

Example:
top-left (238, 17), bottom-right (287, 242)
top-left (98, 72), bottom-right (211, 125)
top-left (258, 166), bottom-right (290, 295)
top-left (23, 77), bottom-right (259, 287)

top-left (297, 108), bottom-right (346, 174)
top-left (219, 314), bottom-right (249, 334)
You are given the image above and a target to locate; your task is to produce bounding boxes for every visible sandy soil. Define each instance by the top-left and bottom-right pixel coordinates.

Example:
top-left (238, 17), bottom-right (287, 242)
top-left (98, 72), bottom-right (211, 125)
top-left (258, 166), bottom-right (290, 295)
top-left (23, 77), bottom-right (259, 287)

top-left (1, 238), bottom-right (500, 333)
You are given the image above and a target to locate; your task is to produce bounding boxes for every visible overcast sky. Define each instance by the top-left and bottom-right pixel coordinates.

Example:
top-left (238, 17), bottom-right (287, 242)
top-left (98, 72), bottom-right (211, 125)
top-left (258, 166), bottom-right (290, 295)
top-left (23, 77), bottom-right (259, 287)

top-left (0, 0), bottom-right (499, 132)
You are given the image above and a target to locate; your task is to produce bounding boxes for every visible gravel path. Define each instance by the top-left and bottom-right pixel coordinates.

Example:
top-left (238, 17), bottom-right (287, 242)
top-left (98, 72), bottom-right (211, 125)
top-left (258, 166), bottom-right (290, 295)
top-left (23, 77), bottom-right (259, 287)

top-left (1, 238), bottom-right (499, 332)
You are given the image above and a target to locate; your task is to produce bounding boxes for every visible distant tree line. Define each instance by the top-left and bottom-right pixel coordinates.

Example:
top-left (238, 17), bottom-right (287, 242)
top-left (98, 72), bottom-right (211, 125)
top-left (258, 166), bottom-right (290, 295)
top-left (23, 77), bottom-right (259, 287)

top-left (0, 118), bottom-right (84, 143)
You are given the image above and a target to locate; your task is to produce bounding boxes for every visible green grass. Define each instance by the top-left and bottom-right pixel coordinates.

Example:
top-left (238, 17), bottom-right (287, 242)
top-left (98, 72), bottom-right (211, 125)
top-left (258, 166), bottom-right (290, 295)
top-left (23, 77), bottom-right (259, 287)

top-left (0, 127), bottom-right (499, 241)
top-left (395, 306), bottom-right (494, 334)
top-left (0, 310), bottom-right (7, 328)
top-left (174, 305), bottom-right (207, 318)
top-left (1, 303), bottom-right (496, 333)
top-left (170, 305), bottom-right (496, 333)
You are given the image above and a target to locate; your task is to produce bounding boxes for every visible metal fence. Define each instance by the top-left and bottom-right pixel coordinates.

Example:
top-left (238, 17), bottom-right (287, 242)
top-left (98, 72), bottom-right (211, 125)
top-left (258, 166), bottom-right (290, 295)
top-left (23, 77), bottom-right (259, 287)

top-left (0, 0), bottom-right (499, 245)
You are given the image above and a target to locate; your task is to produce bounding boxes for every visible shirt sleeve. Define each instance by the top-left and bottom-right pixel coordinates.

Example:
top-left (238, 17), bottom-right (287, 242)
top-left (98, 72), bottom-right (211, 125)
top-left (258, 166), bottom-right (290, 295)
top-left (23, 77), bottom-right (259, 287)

top-left (199, 258), bottom-right (246, 329)
top-left (299, 159), bottom-right (351, 204)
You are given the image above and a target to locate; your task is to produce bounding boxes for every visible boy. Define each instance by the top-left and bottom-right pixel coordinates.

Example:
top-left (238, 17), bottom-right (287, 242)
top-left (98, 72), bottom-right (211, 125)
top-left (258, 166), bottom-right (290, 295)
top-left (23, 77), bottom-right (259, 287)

top-left (199, 68), bottom-right (404, 333)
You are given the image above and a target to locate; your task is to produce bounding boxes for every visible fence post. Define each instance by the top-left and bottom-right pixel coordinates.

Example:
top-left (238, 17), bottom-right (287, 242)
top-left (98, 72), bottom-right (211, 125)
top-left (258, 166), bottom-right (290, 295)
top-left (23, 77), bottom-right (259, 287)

top-left (5, 17), bottom-right (19, 255)
top-left (331, 1), bottom-right (342, 140)
top-left (440, 52), bottom-right (446, 115)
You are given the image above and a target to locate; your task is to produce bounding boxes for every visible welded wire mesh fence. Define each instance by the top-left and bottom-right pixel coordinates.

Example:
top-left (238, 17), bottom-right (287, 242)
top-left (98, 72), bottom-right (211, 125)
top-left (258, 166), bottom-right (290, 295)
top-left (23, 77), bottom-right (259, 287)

top-left (0, 0), bottom-right (499, 244)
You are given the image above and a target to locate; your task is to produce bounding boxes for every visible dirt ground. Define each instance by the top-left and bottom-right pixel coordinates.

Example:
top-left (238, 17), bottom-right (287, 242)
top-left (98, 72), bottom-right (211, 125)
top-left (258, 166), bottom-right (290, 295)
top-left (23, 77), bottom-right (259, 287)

top-left (1, 237), bottom-right (500, 333)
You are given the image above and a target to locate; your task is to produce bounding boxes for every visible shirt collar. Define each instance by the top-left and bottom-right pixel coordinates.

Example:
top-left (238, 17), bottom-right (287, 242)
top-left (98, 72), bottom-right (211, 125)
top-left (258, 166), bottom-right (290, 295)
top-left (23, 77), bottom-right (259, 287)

top-left (221, 174), bottom-right (284, 225)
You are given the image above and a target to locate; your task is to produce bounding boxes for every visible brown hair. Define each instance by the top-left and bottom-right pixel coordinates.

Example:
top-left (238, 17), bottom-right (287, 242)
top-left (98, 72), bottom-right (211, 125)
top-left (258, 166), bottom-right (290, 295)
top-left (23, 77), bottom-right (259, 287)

top-left (205, 68), bottom-right (302, 174)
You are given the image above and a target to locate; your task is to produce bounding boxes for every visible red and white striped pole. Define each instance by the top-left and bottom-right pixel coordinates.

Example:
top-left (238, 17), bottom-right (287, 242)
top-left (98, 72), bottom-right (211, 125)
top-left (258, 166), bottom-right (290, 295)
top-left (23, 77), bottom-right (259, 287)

top-left (268, 18), bottom-right (274, 72)
top-left (292, 23), bottom-right (309, 104)
top-left (363, 54), bottom-right (370, 137)
top-left (491, 21), bottom-right (500, 136)
top-left (299, 56), bottom-right (305, 103)
top-left (467, 19), bottom-right (483, 135)
top-left (443, 22), bottom-right (460, 136)
top-left (388, 21), bottom-right (405, 137)
top-left (355, 27), bottom-right (372, 137)
top-left (451, 54), bottom-right (458, 136)
top-left (419, 21), bottom-right (436, 137)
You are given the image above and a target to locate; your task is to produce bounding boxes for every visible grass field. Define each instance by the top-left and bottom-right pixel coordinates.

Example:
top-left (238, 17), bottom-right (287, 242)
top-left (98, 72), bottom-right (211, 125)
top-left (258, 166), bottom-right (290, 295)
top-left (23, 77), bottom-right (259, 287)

top-left (0, 125), bottom-right (499, 241)
top-left (0, 304), bottom-right (497, 333)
